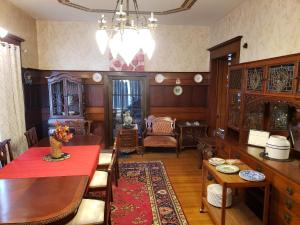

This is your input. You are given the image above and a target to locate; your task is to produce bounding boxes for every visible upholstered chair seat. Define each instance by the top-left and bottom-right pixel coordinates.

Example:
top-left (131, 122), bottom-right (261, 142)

top-left (89, 171), bottom-right (108, 188)
top-left (66, 199), bottom-right (105, 225)
top-left (98, 153), bottom-right (112, 165)
top-left (143, 115), bottom-right (179, 157)
top-left (97, 144), bottom-right (119, 187)
top-left (144, 136), bottom-right (177, 148)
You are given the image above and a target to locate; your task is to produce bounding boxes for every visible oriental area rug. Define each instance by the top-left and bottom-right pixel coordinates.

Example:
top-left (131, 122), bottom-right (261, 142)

top-left (111, 161), bottom-right (188, 225)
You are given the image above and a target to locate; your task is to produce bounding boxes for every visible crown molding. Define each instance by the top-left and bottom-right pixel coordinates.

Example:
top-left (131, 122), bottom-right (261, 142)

top-left (57, 0), bottom-right (197, 15)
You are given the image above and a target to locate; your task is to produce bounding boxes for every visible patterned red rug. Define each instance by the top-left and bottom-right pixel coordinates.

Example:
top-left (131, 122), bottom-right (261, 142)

top-left (111, 161), bottom-right (188, 225)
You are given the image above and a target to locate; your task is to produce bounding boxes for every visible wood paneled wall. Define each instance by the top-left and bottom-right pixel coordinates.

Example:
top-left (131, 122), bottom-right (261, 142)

top-left (147, 72), bottom-right (209, 122)
top-left (22, 69), bottom-right (210, 138)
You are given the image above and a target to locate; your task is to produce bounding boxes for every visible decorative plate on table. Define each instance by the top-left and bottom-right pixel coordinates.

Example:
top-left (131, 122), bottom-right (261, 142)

top-left (43, 153), bottom-right (71, 162)
top-left (208, 157), bottom-right (225, 166)
top-left (225, 159), bottom-right (242, 165)
top-left (216, 164), bottom-right (239, 174)
top-left (239, 170), bottom-right (265, 182)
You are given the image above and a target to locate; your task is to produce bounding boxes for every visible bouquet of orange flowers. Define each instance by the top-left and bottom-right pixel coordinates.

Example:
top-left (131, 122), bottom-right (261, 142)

top-left (53, 122), bottom-right (73, 143)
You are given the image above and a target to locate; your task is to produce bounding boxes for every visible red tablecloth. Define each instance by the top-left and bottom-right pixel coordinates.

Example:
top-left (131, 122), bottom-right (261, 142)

top-left (0, 145), bottom-right (100, 179)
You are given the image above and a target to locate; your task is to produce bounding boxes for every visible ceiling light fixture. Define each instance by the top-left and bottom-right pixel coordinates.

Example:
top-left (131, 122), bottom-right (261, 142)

top-left (0, 27), bottom-right (8, 38)
top-left (95, 0), bottom-right (158, 65)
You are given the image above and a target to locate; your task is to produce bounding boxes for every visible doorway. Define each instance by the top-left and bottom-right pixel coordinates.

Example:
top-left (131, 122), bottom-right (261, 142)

top-left (208, 36), bottom-right (242, 134)
top-left (107, 76), bottom-right (147, 146)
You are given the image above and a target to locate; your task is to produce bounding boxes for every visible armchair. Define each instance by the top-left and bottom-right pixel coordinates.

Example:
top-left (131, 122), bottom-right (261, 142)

top-left (142, 115), bottom-right (179, 157)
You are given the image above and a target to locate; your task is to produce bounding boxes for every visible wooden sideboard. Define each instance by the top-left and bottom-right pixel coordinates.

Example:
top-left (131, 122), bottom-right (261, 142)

top-left (215, 137), bottom-right (300, 225)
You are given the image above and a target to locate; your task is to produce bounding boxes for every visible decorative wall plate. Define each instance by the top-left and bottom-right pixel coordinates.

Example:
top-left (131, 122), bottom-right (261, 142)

top-left (194, 74), bottom-right (203, 83)
top-left (173, 85), bottom-right (183, 95)
top-left (92, 73), bottom-right (102, 82)
top-left (216, 164), bottom-right (239, 174)
top-left (239, 170), bottom-right (265, 182)
top-left (155, 74), bottom-right (165, 83)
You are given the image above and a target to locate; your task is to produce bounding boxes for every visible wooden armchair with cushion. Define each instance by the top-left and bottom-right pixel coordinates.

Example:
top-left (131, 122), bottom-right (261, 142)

top-left (143, 115), bottom-right (179, 157)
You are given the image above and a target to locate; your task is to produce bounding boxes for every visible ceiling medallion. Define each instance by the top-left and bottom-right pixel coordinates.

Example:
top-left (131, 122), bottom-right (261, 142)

top-left (58, 0), bottom-right (198, 15)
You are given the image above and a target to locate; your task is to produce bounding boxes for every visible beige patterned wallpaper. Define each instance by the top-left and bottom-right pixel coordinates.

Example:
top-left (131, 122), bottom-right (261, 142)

top-left (0, 0), bottom-right (38, 68)
top-left (37, 21), bottom-right (210, 71)
top-left (210, 0), bottom-right (300, 63)
top-left (37, 21), bottom-right (109, 71)
top-left (3, 0), bottom-right (299, 70)
top-left (145, 25), bottom-right (210, 72)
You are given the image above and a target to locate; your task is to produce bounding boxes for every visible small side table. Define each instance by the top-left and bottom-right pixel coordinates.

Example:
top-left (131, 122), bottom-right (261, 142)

top-left (117, 124), bottom-right (139, 154)
top-left (200, 160), bottom-right (270, 225)
top-left (176, 121), bottom-right (208, 151)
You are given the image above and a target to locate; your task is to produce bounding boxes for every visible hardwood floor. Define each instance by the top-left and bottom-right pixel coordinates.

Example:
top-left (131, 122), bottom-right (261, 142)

top-left (119, 148), bottom-right (214, 225)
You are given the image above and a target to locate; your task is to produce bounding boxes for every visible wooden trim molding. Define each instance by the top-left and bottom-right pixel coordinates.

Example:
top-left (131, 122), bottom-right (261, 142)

top-left (208, 36), bottom-right (242, 62)
top-left (58, 0), bottom-right (197, 15)
top-left (0, 33), bottom-right (24, 46)
top-left (208, 36), bottom-right (243, 52)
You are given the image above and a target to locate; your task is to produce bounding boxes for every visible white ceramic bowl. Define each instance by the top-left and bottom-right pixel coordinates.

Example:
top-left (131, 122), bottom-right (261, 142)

top-left (266, 135), bottom-right (290, 160)
top-left (267, 135), bottom-right (290, 148)
top-left (265, 146), bottom-right (290, 160)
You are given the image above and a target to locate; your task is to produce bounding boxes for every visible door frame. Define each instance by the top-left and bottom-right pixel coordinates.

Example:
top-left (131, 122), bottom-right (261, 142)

top-left (207, 36), bottom-right (242, 135)
top-left (104, 73), bottom-right (148, 147)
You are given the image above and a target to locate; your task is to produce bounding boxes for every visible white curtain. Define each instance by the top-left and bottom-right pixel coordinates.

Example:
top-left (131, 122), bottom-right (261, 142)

top-left (0, 42), bottom-right (27, 157)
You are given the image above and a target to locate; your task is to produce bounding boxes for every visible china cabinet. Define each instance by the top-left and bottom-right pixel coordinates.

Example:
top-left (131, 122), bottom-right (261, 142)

top-left (47, 73), bottom-right (85, 134)
top-left (225, 53), bottom-right (300, 144)
top-left (214, 53), bottom-right (300, 225)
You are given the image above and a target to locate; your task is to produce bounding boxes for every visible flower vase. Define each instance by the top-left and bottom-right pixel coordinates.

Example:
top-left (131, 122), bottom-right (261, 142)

top-left (49, 136), bottom-right (63, 158)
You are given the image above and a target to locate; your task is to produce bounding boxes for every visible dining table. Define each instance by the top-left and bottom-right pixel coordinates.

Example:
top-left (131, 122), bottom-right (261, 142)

top-left (0, 135), bottom-right (102, 224)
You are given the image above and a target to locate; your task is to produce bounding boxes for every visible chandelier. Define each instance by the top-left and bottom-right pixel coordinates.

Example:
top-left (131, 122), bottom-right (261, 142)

top-left (95, 0), bottom-right (158, 65)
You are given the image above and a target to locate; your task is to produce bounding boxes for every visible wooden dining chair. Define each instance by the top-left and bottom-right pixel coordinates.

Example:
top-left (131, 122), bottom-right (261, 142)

top-left (0, 139), bottom-right (13, 168)
top-left (66, 166), bottom-right (112, 225)
top-left (97, 137), bottom-right (120, 186)
top-left (24, 127), bottom-right (38, 147)
top-left (87, 148), bottom-right (116, 204)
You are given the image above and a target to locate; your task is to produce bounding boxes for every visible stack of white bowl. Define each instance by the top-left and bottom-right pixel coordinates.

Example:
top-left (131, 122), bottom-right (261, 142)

top-left (207, 184), bottom-right (232, 208)
top-left (265, 135), bottom-right (290, 160)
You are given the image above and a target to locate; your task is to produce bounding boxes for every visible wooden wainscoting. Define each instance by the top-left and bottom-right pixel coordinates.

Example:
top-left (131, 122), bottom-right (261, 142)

top-left (150, 107), bottom-right (208, 121)
top-left (85, 107), bottom-right (104, 121)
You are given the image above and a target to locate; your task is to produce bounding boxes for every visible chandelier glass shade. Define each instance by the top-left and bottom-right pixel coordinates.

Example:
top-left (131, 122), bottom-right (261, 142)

top-left (95, 0), bottom-right (158, 65)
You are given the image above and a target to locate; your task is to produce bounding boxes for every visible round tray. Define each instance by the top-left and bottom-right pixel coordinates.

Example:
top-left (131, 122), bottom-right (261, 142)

top-left (43, 153), bottom-right (71, 162)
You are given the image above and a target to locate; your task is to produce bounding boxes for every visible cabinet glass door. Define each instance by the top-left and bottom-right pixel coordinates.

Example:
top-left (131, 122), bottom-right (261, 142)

top-left (66, 80), bottom-right (80, 116)
top-left (51, 80), bottom-right (64, 116)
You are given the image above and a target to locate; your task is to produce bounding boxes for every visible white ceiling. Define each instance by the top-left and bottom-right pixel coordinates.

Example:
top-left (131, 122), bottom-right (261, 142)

top-left (9, 0), bottom-right (244, 25)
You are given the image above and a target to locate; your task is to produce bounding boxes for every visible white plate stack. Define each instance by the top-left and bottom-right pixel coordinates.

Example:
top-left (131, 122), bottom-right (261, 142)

top-left (266, 135), bottom-right (290, 160)
top-left (207, 184), bottom-right (232, 208)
